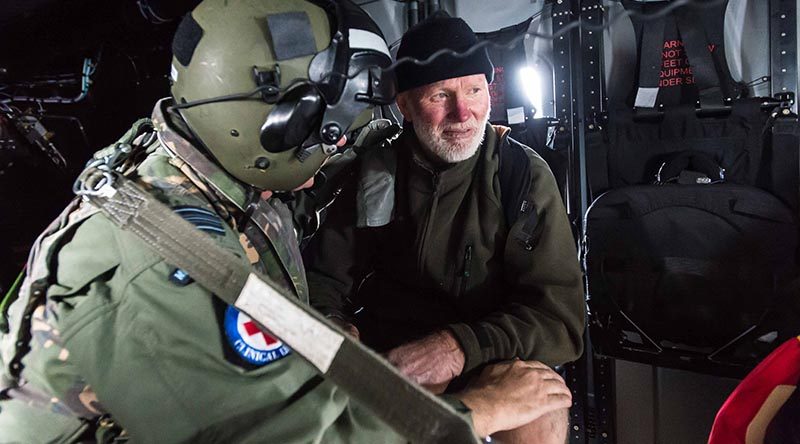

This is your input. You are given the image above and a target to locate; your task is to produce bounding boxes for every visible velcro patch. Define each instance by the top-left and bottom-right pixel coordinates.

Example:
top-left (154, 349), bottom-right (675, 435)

top-left (172, 14), bottom-right (204, 67)
top-left (266, 12), bottom-right (317, 61)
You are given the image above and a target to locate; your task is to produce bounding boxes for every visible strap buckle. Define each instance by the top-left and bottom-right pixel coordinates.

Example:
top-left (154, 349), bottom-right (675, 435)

top-left (73, 161), bottom-right (119, 198)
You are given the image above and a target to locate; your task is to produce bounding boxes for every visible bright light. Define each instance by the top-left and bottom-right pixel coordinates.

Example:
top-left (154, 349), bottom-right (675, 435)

top-left (519, 66), bottom-right (544, 117)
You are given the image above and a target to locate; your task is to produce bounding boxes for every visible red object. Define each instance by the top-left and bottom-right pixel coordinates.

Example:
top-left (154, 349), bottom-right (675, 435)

top-left (243, 320), bottom-right (279, 346)
top-left (708, 336), bottom-right (800, 444)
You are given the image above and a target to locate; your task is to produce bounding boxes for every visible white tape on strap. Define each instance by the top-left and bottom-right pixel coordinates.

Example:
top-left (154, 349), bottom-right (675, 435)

top-left (236, 273), bottom-right (344, 373)
top-left (349, 29), bottom-right (390, 57)
top-left (634, 87), bottom-right (659, 108)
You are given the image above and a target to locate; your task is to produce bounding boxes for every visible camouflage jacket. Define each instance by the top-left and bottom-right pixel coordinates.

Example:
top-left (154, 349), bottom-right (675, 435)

top-left (0, 109), bottom-right (405, 443)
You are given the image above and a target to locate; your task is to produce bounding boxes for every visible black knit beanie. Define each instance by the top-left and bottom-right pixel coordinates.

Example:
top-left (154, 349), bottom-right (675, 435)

top-left (396, 12), bottom-right (494, 93)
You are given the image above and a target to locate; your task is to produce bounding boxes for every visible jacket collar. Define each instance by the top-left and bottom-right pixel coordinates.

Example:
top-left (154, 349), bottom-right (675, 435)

top-left (151, 98), bottom-right (251, 211)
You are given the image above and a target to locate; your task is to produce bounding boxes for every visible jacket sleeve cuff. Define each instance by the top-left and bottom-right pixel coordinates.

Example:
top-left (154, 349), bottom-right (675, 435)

top-left (438, 394), bottom-right (477, 436)
top-left (447, 323), bottom-right (484, 373)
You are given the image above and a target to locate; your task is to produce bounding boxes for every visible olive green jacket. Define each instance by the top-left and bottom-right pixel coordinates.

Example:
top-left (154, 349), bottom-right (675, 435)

top-left (307, 124), bottom-right (585, 373)
top-left (0, 121), bottom-right (406, 443)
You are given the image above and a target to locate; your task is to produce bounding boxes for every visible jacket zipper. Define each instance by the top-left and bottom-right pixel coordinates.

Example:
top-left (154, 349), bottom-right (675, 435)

top-left (459, 244), bottom-right (473, 297)
top-left (417, 173), bottom-right (440, 276)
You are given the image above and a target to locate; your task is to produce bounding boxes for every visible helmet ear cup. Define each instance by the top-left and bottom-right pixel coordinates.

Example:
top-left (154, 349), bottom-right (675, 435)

top-left (260, 84), bottom-right (324, 153)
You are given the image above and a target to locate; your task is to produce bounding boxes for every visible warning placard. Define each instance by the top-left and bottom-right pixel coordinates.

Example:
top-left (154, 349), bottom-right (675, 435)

top-left (659, 39), bottom-right (695, 88)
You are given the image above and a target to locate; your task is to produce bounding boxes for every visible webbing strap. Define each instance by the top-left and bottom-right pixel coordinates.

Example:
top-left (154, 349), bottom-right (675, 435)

top-left (771, 116), bottom-right (800, 213)
top-left (673, 6), bottom-right (729, 105)
top-left (634, 15), bottom-right (666, 108)
top-left (84, 177), bottom-right (479, 444)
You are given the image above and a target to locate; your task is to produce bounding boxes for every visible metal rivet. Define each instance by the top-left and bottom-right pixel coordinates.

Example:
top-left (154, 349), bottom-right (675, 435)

top-left (230, 129), bottom-right (239, 137)
top-left (254, 157), bottom-right (270, 170)
top-left (781, 14), bottom-right (787, 18)
top-left (782, 68), bottom-right (787, 73)
top-left (320, 123), bottom-right (342, 144)
top-left (781, 32), bottom-right (787, 37)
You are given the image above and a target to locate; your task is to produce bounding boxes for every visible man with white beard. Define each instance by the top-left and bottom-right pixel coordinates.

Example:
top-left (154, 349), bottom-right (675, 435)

top-left (306, 12), bottom-right (584, 444)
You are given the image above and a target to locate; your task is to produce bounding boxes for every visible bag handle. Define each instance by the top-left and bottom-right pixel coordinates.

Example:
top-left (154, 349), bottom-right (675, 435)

top-left (655, 150), bottom-right (726, 184)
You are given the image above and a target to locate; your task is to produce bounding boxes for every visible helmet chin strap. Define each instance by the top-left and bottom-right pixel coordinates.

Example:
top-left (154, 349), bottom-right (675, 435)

top-left (154, 99), bottom-right (253, 207)
top-left (167, 83), bottom-right (281, 112)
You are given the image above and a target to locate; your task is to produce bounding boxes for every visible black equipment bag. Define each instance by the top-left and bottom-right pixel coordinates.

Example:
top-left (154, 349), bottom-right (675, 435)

top-left (584, 180), bottom-right (798, 373)
top-left (583, 1), bottom-right (800, 375)
top-left (585, 107), bottom-right (800, 374)
top-left (605, 100), bottom-right (767, 191)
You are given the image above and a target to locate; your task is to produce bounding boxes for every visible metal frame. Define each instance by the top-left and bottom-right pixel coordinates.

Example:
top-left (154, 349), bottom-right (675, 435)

top-left (769, 0), bottom-right (798, 112)
top-left (551, 0), bottom-right (579, 225)
top-left (551, 1), bottom-right (615, 443)
top-left (549, 4), bottom-right (586, 444)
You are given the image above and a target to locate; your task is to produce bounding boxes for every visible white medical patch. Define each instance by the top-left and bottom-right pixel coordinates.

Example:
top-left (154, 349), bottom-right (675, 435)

top-left (235, 274), bottom-right (344, 373)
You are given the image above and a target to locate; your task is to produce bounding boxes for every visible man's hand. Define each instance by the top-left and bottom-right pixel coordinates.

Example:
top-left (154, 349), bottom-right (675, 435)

top-left (385, 330), bottom-right (465, 392)
top-left (456, 360), bottom-right (572, 437)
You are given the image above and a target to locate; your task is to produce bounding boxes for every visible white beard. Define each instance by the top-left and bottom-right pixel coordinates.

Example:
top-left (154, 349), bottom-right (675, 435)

top-left (412, 111), bottom-right (489, 164)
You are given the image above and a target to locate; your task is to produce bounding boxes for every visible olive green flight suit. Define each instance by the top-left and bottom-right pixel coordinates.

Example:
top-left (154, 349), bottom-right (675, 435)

top-left (0, 112), bottom-right (413, 443)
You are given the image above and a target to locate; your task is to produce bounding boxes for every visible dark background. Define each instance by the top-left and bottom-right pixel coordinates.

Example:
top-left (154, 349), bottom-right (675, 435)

top-left (0, 0), bottom-right (200, 293)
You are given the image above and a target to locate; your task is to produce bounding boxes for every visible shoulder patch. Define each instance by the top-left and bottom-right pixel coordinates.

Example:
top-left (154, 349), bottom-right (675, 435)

top-left (165, 206), bottom-right (227, 285)
top-left (173, 206), bottom-right (226, 235)
top-left (223, 305), bottom-right (291, 366)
